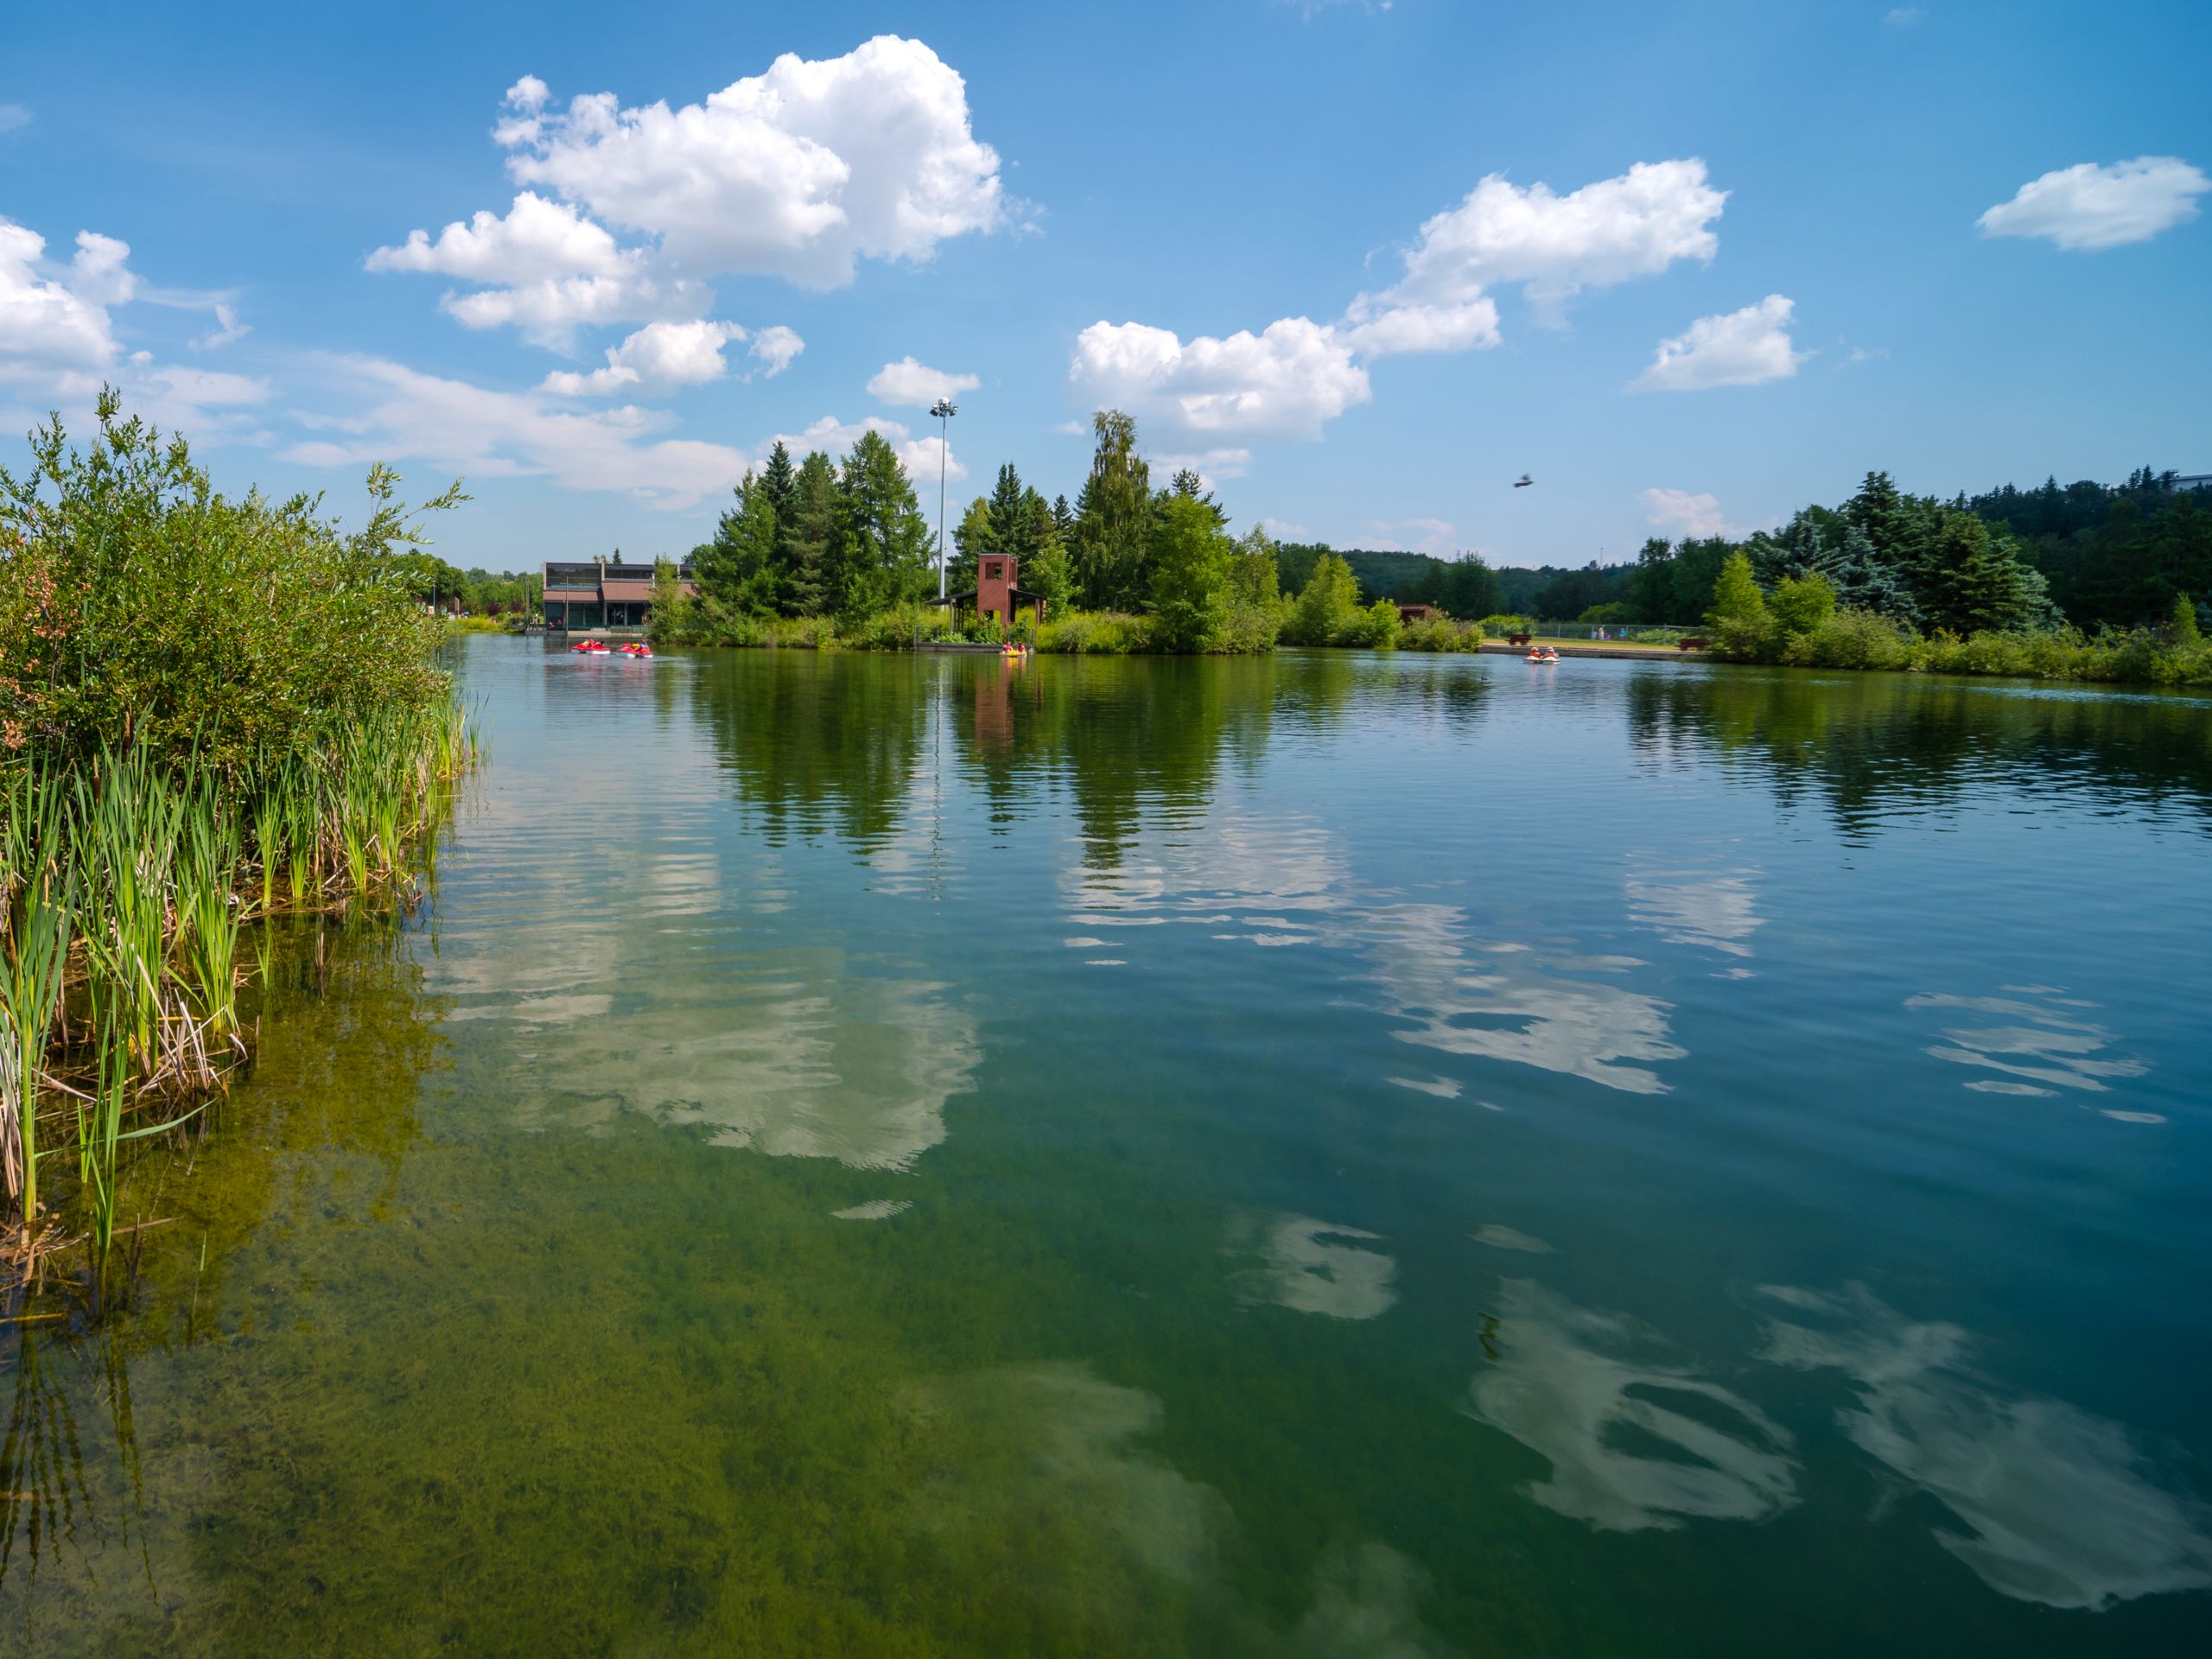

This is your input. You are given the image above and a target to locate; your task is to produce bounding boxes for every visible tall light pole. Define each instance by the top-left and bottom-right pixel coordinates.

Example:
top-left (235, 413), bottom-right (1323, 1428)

top-left (931, 397), bottom-right (957, 601)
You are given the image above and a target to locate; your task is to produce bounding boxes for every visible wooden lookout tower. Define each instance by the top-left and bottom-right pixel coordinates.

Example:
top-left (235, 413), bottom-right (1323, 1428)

top-left (950, 553), bottom-right (1047, 628)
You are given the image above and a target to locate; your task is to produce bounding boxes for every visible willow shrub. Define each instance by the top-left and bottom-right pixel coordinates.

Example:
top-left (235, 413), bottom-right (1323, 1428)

top-left (1, 391), bottom-right (464, 770)
top-left (1037, 612), bottom-right (1151, 654)
top-left (1401, 616), bottom-right (1485, 652)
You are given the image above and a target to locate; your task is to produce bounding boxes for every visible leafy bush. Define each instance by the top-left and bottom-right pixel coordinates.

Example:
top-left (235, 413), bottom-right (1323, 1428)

top-left (1343, 597), bottom-right (1402, 649)
top-left (1281, 553), bottom-right (1363, 645)
top-left (2, 394), bottom-right (460, 769)
top-left (1400, 616), bottom-right (1484, 652)
top-left (838, 602), bottom-right (954, 652)
top-left (1038, 611), bottom-right (1151, 654)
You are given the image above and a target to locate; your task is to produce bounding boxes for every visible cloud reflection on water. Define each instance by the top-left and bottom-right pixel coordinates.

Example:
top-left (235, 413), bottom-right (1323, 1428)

top-left (1624, 864), bottom-right (1764, 959)
top-left (1908, 988), bottom-right (2152, 1117)
top-left (1225, 1212), bottom-right (1399, 1320)
top-left (1758, 1284), bottom-right (2212, 1611)
top-left (1065, 807), bottom-right (1686, 1096)
top-left (1465, 1280), bottom-right (1799, 1532)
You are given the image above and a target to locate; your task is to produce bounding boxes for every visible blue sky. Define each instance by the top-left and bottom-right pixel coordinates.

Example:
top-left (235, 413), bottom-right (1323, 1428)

top-left (4, 0), bottom-right (2208, 570)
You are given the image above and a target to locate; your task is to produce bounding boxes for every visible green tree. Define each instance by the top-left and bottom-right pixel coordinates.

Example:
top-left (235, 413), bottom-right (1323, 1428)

top-left (1913, 508), bottom-right (2050, 634)
top-left (1355, 596), bottom-right (1402, 648)
top-left (1229, 525), bottom-right (1280, 606)
top-left (985, 464), bottom-right (1032, 557)
top-left (1748, 511), bottom-right (1916, 621)
top-left (1628, 537), bottom-right (1675, 620)
top-left (1282, 551), bottom-right (1363, 645)
top-left (949, 494), bottom-right (995, 596)
top-left (1021, 493), bottom-right (1075, 619)
top-left (758, 439), bottom-right (799, 598)
top-left (779, 450), bottom-right (840, 618)
top-left (836, 430), bottom-right (932, 618)
top-left (1769, 571), bottom-right (1838, 639)
top-left (2173, 589), bottom-right (2202, 645)
top-left (695, 471), bottom-right (780, 616)
top-left (1707, 550), bottom-right (1767, 628)
top-left (1147, 493), bottom-right (1236, 652)
top-left (1440, 553), bottom-right (1501, 620)
top-left (1073, 410), bottom-right (1154, 610)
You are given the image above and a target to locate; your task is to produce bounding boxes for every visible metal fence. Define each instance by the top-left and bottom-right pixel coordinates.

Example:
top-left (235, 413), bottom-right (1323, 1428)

top-left (1511, 620), bottom-right (1702, 643)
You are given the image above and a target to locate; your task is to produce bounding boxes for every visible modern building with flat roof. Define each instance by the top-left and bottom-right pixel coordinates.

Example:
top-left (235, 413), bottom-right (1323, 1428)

top-left (542, 560), bottom-right (696, 631)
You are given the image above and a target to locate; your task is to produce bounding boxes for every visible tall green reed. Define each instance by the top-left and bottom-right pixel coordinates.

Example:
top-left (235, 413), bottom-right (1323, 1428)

top-left (2, 766), bottom-right (73, 1233)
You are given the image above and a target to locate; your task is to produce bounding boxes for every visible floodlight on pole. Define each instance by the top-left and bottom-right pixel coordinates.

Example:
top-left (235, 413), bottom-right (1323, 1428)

top-left (931, 397), bottom-right (957, 600)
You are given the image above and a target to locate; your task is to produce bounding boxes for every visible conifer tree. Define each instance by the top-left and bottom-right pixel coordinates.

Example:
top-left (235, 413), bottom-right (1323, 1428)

top-left (836, 430), bottom-right (932, 617)
top-left (1913, 509), bottom-right (2050, 633)
top-left (695, 473), bottom-right (779, 616)
top-left (779, 450), bottom-right (839, 618)
top-left (758, 440), bottom-right (798, 594)
top-left (985, 464), bottom-right (1030, 557)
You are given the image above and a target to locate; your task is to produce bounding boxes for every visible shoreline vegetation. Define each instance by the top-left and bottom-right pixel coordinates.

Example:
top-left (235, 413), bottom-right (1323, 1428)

top-left (650, 410), bottom-right (1491, 658)
top-left (650, 414), bottom-right (2208, 688)
top-left (1, 394), bottom-right (477, 1284)
top-left (1696, 472), bottom-right (2211, 687)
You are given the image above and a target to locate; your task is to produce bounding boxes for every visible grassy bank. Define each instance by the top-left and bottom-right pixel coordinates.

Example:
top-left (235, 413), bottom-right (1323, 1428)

top-left (2, 394), bottom-right (477, 1272)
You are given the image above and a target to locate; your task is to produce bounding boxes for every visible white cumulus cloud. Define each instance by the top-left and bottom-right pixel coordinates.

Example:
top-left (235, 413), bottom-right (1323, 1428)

top-left (748, 325), bottom-right (804, 378)
top-left (0, 216), bottom-right (273, 443)
top-left (1977, 156), bottom-right (2209, 251)
top-left (0, 219), bottom-right (124, 373)
top-left (505, 37), bottom-right (1004, 292)
top-left (1071, 158), bottom-right (1722, 449)
top-left (284, 356), bottom-right (752, 508)
top-left (1071, 316), bottom-right (1373, 444)
top-left (368, 191), bottom-right (627, 284)
top-left (366, 191), bottom-right (703, 346)
top-left (760, 411), bottom-right (964, 484)
top-left (539, 319), bottom-right (800, 397)
top-left (1630, 295), bottom-right (1806, 392)
top-left (1361, 159), bottom-right (1726, 325)
top-left (867, 355), bottom-right (980, 407)
top-left (1639, 487), bottom-right (1726, 538)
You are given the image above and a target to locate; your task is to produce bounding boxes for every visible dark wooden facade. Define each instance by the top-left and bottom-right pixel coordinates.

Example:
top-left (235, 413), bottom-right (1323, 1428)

top-left (542, 560), bottom-right (696, 631)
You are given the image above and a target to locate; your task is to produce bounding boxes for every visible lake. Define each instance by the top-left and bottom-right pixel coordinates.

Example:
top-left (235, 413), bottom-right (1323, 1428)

top-left (5, 638), bottom-right (2209, 1655)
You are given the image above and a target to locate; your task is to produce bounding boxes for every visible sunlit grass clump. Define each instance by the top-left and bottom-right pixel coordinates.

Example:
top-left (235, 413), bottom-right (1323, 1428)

top-left (0, 391), bottom-right (477, 1269)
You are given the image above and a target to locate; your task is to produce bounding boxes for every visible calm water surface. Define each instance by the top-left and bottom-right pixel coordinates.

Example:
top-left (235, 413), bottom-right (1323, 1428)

top-left (6, 639), bottom-right (2210, 1655)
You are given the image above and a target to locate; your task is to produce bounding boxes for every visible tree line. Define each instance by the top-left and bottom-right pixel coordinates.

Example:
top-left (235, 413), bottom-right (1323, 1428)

top-left (1274, 467), bottom-right (2210, 635)
top-left (673, 410), bottom-right (1294, 652)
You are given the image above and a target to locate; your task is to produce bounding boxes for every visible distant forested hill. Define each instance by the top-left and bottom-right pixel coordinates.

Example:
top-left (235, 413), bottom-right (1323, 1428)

top-left (1279, 467), bottom-right (2209, 628)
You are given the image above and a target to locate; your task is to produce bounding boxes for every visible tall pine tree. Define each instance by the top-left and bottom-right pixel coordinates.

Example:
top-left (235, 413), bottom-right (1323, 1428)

top-left (695, 472), bottom-right (779, 616)
top-left (779, 450), bottom-right (840, 618)
top-left (1073, 410), bottom-right (1154, 611)
top-left (836, 430), bottom-right (932, 617)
